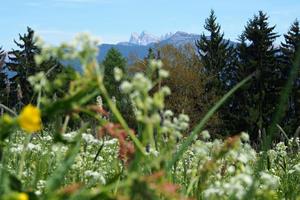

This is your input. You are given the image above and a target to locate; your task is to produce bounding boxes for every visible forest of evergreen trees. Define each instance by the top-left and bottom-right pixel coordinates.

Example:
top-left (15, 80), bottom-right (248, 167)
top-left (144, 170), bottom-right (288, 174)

top-left (1, 10), bottom-right (300, 143)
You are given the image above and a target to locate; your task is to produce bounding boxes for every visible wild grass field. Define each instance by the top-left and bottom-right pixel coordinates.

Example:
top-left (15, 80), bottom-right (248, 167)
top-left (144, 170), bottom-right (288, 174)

top-left (0, 34), bottom-right (299, 200)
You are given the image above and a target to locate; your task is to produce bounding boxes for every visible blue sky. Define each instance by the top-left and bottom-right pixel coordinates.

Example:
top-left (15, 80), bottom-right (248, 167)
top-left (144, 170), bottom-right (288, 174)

top-left (1, 0), bottom-right (299, 49)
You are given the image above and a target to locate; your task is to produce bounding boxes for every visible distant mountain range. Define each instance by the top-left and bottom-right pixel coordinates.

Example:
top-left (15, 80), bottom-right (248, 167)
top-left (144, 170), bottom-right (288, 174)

top-left (97, 31), bottom-right (204, 62)
top-left (3, 31), bottom-right (235, 76)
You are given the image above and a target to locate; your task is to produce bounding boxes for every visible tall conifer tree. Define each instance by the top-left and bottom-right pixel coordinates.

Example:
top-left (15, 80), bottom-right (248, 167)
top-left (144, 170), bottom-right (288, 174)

top-left (196, 10), bottom-right (237, 135)
top-left (6, 27), bottom-right (62, 109)
top-left (103, 48), bottom-right (126, 101)
top-left (221, 35), bottom-right (250, 134)
top-left (240, 11), bottom-right (279, 140)
top-left (196, 10), bottom-right (231, 90)
top-left (7, 27), bottom-right (39, 107)
top-left (102, 48), bottom-right (136, 127)
top-left (280, 20), bottom-right (300, 133)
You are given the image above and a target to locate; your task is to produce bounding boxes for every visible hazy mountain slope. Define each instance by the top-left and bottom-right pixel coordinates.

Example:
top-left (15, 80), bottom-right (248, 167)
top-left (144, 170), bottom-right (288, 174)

top-left (98, 31), bottom-right (203, 62)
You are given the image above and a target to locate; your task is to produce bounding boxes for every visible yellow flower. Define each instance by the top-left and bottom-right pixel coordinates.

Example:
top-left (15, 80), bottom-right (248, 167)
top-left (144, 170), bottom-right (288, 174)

top-left (18, 104), bottom-right (42, 133)
top-left (17, 193), bottom-right (29, 200)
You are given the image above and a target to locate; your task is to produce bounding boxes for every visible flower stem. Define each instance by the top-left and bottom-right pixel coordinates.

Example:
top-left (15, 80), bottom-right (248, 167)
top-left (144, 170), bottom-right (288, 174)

top-left (18, 134), bottom-right (31, 179)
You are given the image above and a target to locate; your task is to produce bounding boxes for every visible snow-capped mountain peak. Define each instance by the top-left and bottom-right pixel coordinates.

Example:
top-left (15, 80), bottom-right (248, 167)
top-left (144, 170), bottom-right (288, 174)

top-left (129, 31), bottom-right (160, 45)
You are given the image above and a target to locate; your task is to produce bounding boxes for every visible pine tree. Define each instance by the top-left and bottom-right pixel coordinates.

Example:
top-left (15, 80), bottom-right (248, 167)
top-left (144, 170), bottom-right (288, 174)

top-left (280, 20), bottom-right (300, 133)
top-left (196, 10), bottom-right (236, 135)
top-left (6, 27), bottom-right (39, 107)
top-left (222, 34), bottom-right (254, 135)
top-left (6, 27), bottom-right (62, 109)
top-left (103, 48), bottom-right (126, 101)
top-left (240, 11), bottom-right (280, 140)
top-left (281, 20), bottom-right (300, 66)
top-left (196, 10), bottom-right (232, 92)
top-left (102, 48), bottom-right (136, 127)
top-left (146, 48), bottom-right (156, 60)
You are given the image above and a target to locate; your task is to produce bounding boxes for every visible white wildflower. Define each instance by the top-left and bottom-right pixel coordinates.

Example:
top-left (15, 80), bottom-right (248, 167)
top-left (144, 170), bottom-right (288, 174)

top-left (158, 69), bottom-right (169, 78)
top-left (201, 130), bottom-right (210, 140)
top-left (163, 110), bottom-right (174, 118)
top-left (259, 171), bottom-right (279, 189)
top-left (120, 81), bottom-right (132, 93)
top-left (114, 67), bottom-right (123, 81)
top-left (96, 96), bottom-right (103, 107)
top-left (161, 86), bottom-right (171, 96)
top-left (84, 170), bottom-right (106, 184)
top-left (149, 59), bottom-right (163, 70)
top-left (240, 132), bottom-right (249, 142)
top-left (27, 143), bottom-right (42, 152)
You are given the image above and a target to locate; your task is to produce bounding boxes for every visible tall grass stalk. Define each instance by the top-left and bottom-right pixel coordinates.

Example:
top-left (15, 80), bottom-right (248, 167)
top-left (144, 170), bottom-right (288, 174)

top-left (18, 134), bottom-right (31, 179)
